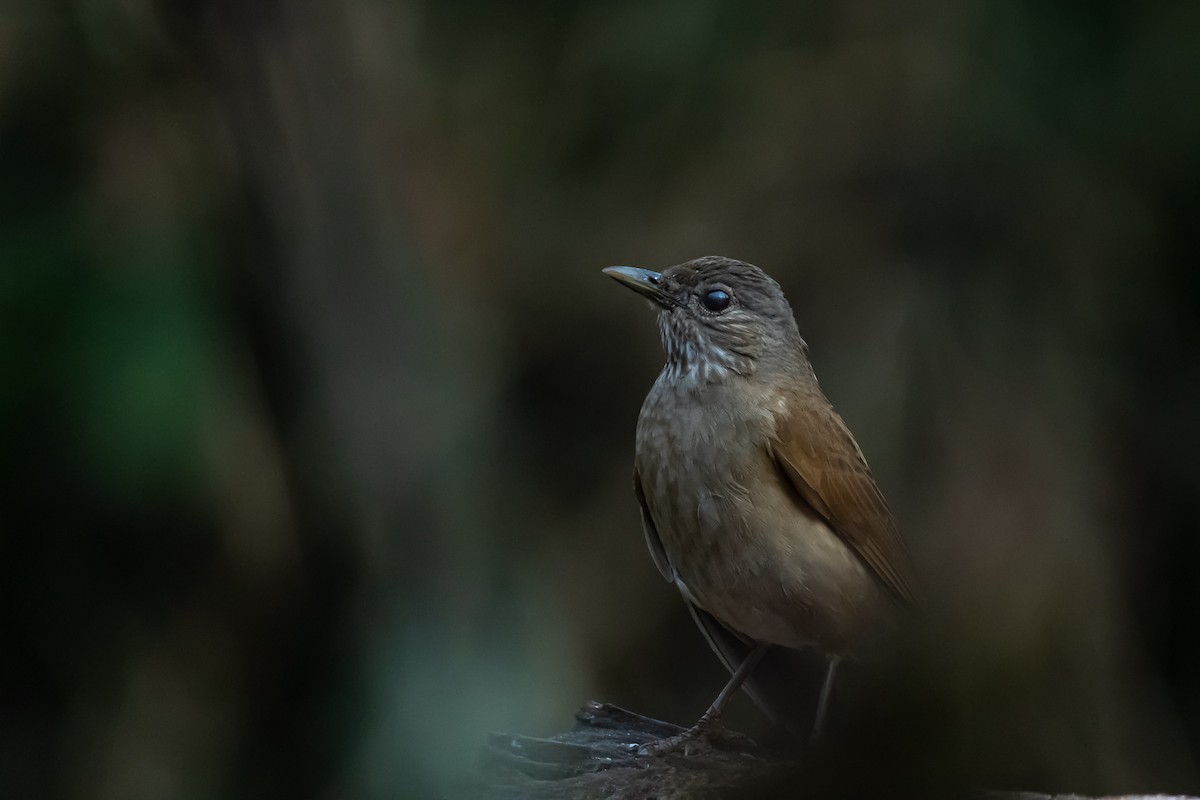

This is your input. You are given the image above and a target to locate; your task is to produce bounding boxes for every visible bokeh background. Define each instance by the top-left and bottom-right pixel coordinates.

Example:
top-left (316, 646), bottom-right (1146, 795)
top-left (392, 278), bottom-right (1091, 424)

top-left (3, 0), bottom-right (1199, 797)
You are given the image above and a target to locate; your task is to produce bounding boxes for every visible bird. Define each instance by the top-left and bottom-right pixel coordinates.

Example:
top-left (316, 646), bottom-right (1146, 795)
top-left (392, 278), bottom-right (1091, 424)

top-left (602, 256), bottom-right (914, 750)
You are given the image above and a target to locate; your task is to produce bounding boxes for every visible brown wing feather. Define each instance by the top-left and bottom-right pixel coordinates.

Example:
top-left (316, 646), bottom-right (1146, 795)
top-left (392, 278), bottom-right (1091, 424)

top-left (770, 392), bottom-right (916, 605)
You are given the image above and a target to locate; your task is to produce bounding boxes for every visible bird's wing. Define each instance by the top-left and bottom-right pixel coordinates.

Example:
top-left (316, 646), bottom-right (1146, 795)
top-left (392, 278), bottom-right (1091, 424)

top-left (769, 392), bottom-right (916, 605)
top-left (633, 469), bottom-right (673, 582)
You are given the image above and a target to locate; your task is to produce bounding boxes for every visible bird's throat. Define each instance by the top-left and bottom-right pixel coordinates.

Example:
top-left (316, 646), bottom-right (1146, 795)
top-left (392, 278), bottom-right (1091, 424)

top-left (658, 312), bottom-right (755, 385)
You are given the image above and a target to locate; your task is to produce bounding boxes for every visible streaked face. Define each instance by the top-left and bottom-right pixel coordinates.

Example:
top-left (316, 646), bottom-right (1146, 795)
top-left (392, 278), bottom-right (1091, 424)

top-left (652, 258), bottom-right (801, 379)
top-left (604, 256), bottom-right (804, 381)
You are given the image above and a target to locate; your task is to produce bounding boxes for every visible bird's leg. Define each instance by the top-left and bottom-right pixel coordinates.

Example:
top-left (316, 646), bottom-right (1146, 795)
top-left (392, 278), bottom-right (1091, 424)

top-left (637, 644), bottom-right (768, 756)
top-left (699, 643), bottom-right (768, 726)
top-left (811, 655), bottom-right (841, 740)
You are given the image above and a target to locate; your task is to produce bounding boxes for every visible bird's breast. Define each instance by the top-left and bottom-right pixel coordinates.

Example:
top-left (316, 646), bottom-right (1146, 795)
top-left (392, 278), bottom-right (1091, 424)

top-left (635, 376), bottom-right (883, 653)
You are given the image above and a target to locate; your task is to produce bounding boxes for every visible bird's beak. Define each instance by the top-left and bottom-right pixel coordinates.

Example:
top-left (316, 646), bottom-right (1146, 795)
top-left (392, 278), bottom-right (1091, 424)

top-left (602, 266), bottom-right (670, 307)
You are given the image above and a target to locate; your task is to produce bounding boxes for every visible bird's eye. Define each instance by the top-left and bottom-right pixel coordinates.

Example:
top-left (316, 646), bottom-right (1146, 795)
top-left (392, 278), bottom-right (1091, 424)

top-left (701, 288), bottom-right (731, 312)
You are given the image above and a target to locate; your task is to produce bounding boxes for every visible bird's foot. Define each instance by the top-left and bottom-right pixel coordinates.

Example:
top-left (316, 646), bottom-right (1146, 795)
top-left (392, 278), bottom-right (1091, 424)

top-left (635, 715), bottom-right (756, 757)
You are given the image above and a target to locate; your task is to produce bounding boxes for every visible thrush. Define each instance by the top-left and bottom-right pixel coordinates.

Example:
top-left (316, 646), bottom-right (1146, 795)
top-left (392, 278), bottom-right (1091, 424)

top-left (603, 256), bottom-right (915, 750)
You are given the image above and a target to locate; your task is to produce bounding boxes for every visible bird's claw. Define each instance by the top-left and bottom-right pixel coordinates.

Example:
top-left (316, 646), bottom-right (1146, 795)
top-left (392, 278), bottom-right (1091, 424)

top-left (636, 718), bottom-right (756, 757)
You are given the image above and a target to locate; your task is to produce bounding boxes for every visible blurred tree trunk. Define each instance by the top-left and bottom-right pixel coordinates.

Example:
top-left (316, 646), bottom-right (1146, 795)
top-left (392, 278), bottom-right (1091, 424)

top-left (163, 0), bottom-right (465, 795)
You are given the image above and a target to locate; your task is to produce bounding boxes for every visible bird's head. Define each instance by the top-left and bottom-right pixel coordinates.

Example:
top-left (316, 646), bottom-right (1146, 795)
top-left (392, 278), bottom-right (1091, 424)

top-left (603, 256), bottom-right (805, 381)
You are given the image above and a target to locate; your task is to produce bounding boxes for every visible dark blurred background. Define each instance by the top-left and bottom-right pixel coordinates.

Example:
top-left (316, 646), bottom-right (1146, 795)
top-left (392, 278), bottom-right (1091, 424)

top-left (2, 0), bottom-right (1199, 797)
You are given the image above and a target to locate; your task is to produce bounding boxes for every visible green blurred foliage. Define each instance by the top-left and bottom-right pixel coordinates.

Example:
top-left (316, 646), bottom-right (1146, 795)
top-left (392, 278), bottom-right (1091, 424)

top-left (1, 0), bottom-right (1199, 798)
